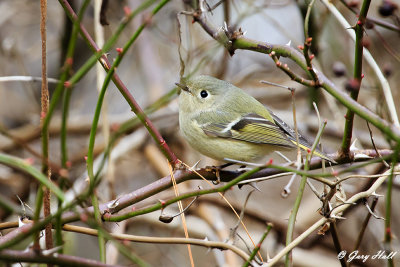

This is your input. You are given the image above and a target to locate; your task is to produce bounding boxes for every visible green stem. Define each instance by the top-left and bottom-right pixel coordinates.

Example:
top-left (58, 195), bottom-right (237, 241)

top-left (109, 0), bottom-right (176, 165)
top-left (285, 122), bottom-right (327, 266)
top-left (242, 223), bottom-right (273, 267)
top-left (86, 61), bottom-right (111, 264)
top-left (303, 0), bottom-right (321, 108)
top-left (0, 153), bottom-right (64, 200)
top-left (58, 0), bottom-right (91, 252)
top-left (284, 177), bottom-right (308, 266)
top-left (340, 0), bottom-right (371, 157)
top-left (91, 192), bottom-right (106, 262)
top-left (88, 0), bottom-right (170, 175)
top-left (60, 0), bottom-right (90, 168)
top-left (33, 185), bottom-right (44, 250)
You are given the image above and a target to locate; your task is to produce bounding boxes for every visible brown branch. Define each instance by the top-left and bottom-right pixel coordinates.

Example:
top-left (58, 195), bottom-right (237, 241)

top-left (0, 249), bottom-right (124, 267)
top-left (40, 0), bottom-right (53, 254)
top-left (269, 52), bottom-right (316, 87)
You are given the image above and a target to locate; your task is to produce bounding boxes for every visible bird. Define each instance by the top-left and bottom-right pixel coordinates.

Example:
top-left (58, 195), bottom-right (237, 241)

top-left (177, 75), bottom-right (333, 163)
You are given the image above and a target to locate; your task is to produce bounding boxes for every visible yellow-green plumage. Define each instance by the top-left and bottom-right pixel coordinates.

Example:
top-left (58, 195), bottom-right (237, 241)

top-left (178, 75), bottom-right (332, 162)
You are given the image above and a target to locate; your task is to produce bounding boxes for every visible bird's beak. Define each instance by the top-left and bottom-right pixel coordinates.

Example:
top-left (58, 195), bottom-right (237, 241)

top-left (175, 82), bottom-right (191, 95)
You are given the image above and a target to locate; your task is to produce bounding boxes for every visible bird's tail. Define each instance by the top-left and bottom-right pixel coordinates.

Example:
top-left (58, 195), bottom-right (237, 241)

top-left (290, 140), bottom-right (336, 163)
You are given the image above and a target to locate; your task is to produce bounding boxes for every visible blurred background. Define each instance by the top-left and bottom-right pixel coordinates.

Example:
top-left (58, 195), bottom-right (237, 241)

top-left (0, 0), bottom-right (400, 266)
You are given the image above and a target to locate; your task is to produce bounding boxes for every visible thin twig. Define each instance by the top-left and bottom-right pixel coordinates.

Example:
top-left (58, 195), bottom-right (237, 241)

top-left (61, 224), bottom-right (251, 261)
top-left (176, 12), bottom-right (185, 80)
top-left (372, 27), bottom-right (400, 62)
top-left (180, 162), bottom-right (264, 261)
top-left (338, 0), bottom-right (400, 32)
top-left (168, 163), bottom-right (195, 267)
top-left (230, 190), bottom-right (255, 241)
top-left (366, 121), bottom-right (390, 168)
top-left (0, 76), bottom-right (59, 83)
top-left (269, 52), bottom-right (316, 87)
top-left (330, 222), bottom-right (348, 267)
top-left (353, 196), bottom-right (379, 251)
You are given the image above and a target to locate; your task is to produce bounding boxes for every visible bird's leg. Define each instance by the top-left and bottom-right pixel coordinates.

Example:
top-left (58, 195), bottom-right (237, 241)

top-left (205, 162), bottom-right (234, 184)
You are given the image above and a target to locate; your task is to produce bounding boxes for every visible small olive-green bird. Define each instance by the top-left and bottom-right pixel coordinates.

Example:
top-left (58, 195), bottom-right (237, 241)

top-left (177, 75), bottom-right (332, 163)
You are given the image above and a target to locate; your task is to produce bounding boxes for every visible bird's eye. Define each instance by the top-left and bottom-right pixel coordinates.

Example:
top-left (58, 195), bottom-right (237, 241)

top-left (200, 90), bottom-right (208, 98)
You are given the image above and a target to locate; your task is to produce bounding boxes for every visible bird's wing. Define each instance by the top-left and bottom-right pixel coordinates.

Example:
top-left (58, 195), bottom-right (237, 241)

top-left (268, 109), bottom-right (334, 161)
top-left (266, 109), bottom-right (313, 149)
top-left (199, 112), bottom-right (295, 148)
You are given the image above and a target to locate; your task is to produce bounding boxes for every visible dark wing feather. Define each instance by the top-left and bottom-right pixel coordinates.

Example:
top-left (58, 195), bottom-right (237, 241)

top-left (268, 109), bottom-right (334, 162)
top-left (267, 109), bottom-right (314, 149)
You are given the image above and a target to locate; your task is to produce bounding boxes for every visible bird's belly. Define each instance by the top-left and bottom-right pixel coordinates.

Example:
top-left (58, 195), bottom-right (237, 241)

top-left (184, 131), bottom-right (277, 162)
top-left (196, 138), bottom-right (269, 162)
top-left (180, 116), bottom-right (287, 162)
